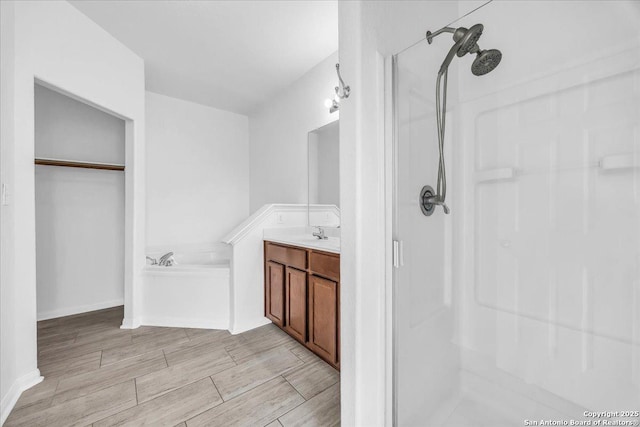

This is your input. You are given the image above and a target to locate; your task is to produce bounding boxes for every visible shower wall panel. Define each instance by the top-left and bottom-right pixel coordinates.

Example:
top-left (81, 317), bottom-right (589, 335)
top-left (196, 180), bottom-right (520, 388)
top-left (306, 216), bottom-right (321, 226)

top-left (454, 1), bottom-right (640, 416)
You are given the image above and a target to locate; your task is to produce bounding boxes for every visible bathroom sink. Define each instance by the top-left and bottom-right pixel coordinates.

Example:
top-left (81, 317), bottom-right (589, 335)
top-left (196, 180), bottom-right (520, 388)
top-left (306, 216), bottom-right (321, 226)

top-left (292, 235), bottom-right (337, 243)
top-left (264, 234), bottom-right (340, 254)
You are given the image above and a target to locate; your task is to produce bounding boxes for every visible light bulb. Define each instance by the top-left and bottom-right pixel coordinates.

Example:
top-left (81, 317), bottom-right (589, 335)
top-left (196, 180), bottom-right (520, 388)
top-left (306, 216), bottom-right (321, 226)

top-left (324, 99), bottom-right (333, 108)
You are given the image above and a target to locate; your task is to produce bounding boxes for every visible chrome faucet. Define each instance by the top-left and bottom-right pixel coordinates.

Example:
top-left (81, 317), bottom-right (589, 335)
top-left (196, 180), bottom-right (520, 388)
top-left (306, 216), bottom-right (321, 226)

top-left (312, 227), bottom-right (328, 240)
top-left (158, 252), bottom-right (175, 266)
top-left (146, 256), bottom-right (158, 265)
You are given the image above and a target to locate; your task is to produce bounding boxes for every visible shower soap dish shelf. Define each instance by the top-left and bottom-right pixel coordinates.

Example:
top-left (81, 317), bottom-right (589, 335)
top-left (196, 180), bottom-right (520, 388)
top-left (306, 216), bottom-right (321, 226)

top-left (599, 153), bottom-right (637, 171)
top-left (475, 167), bottom-right (517, 183)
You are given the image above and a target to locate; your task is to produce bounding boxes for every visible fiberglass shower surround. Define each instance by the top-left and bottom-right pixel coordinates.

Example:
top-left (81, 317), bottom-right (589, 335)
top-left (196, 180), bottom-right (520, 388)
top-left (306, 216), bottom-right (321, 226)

top-left (419, 23), bottom-right (501, 216)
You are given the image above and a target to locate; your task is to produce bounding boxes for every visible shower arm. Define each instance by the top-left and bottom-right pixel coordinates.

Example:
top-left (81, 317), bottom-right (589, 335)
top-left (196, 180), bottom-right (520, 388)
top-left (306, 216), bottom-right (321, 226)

top-left (427, 26), bottom-right (479, 75)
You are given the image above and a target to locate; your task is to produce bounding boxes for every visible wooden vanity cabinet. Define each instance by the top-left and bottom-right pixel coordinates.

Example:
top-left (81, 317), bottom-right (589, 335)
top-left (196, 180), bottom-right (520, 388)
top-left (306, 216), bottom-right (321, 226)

top-left (265, 261), bottom-right (285, 327)
top-left (284, 266), bottom-right (307, 343)
top-left (308, 275), bottom-right (338, 364)
top-left (264, 241), bottom-right (340, 369)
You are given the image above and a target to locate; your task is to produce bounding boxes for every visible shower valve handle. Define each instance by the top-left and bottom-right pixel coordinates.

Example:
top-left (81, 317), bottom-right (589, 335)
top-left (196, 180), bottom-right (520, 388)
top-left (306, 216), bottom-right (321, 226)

top-left (420, 185), bottom-right (450, 216)
top-left (425, 196), bottom-right (450, 215)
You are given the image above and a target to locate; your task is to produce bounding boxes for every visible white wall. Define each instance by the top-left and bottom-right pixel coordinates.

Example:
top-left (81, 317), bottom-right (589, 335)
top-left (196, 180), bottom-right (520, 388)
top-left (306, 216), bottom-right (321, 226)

top-left (35, 84), bottom-right (126, 164)
top-left (146, 92), bottom-right (249, 250)
top-left (35, 167), bottom-right (125, 319)
top-left (1, 1), bottom-right (18, 423)
top-left (35, 84), bottom-right (125, 320)
top-left (0, 1), bottom-right (145, 423)
top-left (249, 51), bottom-right (339, 213)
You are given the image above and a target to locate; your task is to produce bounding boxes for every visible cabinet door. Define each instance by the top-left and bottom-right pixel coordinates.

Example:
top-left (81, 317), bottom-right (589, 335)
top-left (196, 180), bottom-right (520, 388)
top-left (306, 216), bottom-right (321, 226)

top-left (308, 275), bottom-right (338, 365)
top-left (265, 261), bottom-right (285, 327)
top-left (284, 267), bottom-right (307, 343)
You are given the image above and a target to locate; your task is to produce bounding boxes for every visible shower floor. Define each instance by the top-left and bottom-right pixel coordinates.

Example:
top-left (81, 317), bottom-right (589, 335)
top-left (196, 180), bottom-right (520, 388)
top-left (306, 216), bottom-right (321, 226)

top-left (401, 364), bottom-right (588, 427)
top-left (400, 391), bottom-right (519, 427)
top-left (441, 394), bottom-right (521, 427)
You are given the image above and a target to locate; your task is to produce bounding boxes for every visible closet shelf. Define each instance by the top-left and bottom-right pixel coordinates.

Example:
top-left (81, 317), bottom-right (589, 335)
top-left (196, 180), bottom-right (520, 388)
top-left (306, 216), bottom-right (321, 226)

top-left (34, 157), bottom-right (125, 171)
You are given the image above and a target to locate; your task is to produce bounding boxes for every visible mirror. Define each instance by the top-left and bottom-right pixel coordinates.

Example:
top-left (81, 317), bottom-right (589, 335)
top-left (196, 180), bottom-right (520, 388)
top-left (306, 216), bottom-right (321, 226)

top-left (307, 120), bottom-right (339, 226)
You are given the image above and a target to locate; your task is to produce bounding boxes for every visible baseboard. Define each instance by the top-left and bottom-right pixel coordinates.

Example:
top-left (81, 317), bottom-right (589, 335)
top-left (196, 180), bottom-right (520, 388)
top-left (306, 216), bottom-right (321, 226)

top-left (229, 317), bottom-right (271, 335)
top-left (37, 299), bottom-right (124, 321)
top-left (1, 369), bottom-right (43, 425)
top-left (120, 316), bottom-right (141, 329)
top-left (141, 316), bottom-right (229, 330)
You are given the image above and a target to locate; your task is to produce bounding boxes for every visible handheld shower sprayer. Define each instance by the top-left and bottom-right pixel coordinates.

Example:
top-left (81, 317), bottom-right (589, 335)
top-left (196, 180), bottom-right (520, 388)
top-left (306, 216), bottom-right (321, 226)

top-left (420, 23), bottom-right (502, 216)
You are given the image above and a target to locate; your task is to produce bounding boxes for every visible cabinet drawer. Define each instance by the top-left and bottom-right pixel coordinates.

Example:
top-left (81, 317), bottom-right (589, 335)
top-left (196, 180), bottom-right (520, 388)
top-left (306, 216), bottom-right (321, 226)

top-left (265, 242), bottom-right (307, 270)
top-left (309, 251), bottom-right (340, 281)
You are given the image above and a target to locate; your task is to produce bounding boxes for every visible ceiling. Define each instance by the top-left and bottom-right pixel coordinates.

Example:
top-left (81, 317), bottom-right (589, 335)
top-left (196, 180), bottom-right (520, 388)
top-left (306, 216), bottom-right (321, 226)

top-left (70, 1), bottom-right (338, 115)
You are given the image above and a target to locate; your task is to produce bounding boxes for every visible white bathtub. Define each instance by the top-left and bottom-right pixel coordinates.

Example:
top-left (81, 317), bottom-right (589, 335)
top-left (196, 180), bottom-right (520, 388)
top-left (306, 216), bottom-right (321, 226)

top-left (142, 246), bottom-right (231, 330)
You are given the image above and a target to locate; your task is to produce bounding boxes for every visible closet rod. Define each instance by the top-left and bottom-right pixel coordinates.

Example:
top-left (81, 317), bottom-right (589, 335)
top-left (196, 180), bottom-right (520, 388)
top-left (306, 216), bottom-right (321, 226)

top-left (34, 158), bottom-right (125, 171)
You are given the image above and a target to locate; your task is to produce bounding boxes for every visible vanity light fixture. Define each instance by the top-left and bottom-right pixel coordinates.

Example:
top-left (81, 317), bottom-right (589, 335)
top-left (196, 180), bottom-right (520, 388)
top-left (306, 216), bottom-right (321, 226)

top-left (324, 97), bottom-right (339, 113)
top-left (326, 63), bottom-right (350, 113)
top-left (325, 96), bottom-right (340, 114)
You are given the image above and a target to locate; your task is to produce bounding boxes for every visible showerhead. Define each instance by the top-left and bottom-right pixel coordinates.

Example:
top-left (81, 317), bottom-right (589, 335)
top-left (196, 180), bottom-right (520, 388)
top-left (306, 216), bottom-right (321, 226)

top-left (427, 23), bottom-right (501, 76)
top-left (471, 49), bottom-right (502, 76)
top-left (453, 24), bottom-right (483, 57)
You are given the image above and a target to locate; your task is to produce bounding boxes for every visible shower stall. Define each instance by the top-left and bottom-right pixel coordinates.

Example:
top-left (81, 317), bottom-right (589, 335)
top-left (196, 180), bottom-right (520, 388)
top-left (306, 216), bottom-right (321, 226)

top-left (392, 1), bottom-right (640, 425)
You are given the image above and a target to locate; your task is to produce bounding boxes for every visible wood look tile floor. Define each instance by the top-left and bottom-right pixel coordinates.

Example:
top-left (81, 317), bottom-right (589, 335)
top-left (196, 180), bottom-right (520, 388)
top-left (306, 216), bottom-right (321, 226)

top-left (6, 306), bottom-right (340, 427)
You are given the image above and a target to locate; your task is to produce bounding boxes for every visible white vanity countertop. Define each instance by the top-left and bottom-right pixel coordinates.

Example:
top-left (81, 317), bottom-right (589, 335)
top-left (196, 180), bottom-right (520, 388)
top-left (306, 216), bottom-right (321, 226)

top-left (263, 227), bottom-right (340, 254)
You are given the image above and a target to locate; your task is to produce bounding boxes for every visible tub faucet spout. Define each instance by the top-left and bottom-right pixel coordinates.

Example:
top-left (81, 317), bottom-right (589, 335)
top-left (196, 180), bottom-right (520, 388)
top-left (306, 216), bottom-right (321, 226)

top-left (159, 252), bottom-right (175, 266)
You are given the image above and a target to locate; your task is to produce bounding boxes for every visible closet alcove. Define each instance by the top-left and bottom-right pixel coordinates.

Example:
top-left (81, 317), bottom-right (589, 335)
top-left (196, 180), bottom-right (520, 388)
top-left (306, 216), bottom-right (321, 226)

top-left (35, 83), bottom-right (125, 321)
